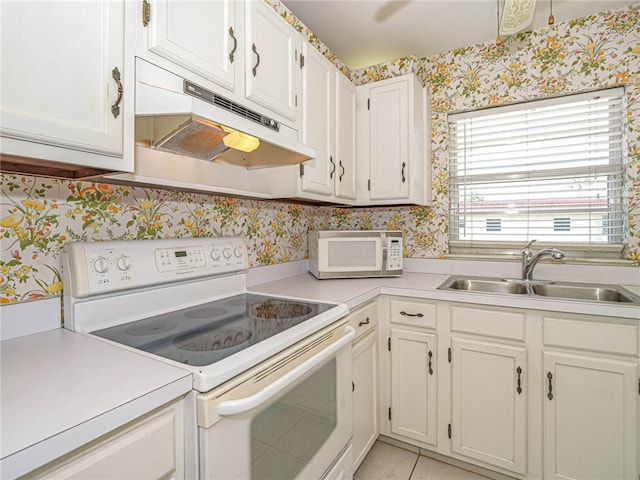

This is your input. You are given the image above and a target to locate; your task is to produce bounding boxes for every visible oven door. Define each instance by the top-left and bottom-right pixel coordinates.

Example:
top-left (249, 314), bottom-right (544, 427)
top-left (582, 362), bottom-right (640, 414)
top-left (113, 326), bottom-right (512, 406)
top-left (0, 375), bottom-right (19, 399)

top-left (197, 321), bottom-right (354, 480)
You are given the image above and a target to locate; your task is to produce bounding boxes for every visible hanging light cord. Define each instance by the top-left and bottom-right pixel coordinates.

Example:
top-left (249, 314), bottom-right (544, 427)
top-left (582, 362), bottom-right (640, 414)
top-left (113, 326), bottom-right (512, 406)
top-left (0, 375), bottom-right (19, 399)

top-left (496, 0), bottom-right (502, 45)
top-left (548, 0), bottom-right (555, 25)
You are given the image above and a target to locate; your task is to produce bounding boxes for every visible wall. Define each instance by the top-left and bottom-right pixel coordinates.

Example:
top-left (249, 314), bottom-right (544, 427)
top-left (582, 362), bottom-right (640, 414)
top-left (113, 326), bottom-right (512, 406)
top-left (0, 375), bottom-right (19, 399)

top-left (2, 3), bottom-right (639, 304)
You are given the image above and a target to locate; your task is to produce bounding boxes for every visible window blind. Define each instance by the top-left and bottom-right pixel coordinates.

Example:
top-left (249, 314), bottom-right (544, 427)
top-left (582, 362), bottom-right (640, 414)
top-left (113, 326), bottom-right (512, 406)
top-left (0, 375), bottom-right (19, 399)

top-left (448, 88), bottom-right (625, 249)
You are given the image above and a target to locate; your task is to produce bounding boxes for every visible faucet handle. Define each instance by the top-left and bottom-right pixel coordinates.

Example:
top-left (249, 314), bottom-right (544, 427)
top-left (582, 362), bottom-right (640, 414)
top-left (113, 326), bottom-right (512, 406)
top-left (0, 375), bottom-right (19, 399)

top-left (523, 239), bottom-right (537, 251)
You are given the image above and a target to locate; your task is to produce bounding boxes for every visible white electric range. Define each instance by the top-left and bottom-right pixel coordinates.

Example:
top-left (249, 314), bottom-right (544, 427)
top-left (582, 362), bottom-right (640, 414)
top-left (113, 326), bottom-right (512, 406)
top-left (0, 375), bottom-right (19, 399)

top-left (62, 237), bottom-right (354, 480)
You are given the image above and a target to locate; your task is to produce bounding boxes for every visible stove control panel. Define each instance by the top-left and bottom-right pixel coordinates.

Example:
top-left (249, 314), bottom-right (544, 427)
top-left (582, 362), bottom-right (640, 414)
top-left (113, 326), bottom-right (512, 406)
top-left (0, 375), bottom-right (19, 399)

top-left (64, 237), bottom-right (248, 298)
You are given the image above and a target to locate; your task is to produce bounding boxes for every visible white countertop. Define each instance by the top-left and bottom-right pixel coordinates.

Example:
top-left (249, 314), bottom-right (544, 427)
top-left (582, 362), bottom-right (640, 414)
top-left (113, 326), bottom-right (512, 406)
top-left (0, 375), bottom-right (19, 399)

top-left (0, 329), bottom-right (192, 479)
top-left (249, 271), bottom-right (640, 319)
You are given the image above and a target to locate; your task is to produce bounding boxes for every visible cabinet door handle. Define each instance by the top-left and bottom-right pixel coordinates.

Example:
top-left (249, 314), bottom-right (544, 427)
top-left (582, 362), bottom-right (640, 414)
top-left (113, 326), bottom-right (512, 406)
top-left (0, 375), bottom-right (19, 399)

top-left (352, 381), bottom-right (355, 392)
top-left (547, 371), bottom-right (553, 400)
top-left (358, 317), bottom-right (370, 327)
top-left (428, 350), bottom-right (433, 375)
top-left (339, 160), bottom-right (345, 181)
top-left (252, 43), bottom-right (260, 77)
top-left (400, 311), bottom-right (423, 318)
top-left (329, 156), bottom-right (335, 179)
top-left (228, 27), bottom-right (237, 64)
top-left (111, 67), bottom-right (123, 119)
top-left (516, 366), bottom-right (523, 394)
top-left (401, 162), bottom-right (406, 183)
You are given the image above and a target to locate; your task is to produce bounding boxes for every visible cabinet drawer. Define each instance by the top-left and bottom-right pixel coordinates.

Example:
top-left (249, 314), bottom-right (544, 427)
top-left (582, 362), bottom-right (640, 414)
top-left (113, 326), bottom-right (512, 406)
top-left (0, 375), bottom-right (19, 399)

top-left (349, 301), bottom-right (378, 339)
top-left (450, 306), bottom-right (525, 341)
top-left (390, 299), bottom-right (437, 329)
top-left (543, 316), bottom-right (638, 355)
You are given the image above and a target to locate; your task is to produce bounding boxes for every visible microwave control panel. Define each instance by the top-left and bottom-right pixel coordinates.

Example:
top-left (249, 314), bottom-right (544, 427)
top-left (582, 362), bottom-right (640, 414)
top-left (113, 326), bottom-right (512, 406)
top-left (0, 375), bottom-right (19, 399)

top-left (387, 238), bottom-right (402, 270)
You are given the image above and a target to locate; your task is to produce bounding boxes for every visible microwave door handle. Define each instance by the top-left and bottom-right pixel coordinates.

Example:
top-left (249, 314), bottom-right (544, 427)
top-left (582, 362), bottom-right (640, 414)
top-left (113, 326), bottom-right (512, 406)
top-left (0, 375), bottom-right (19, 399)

top-left (381, 232), bottom-right (388, 275)
top-left (217, 327), bottom-right (355, 417)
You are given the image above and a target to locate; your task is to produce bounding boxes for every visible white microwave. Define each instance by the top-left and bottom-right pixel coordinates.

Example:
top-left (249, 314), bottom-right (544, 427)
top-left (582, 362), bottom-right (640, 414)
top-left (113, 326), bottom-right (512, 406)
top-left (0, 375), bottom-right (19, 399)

top-left (308, 230), bottom-right (403, 279)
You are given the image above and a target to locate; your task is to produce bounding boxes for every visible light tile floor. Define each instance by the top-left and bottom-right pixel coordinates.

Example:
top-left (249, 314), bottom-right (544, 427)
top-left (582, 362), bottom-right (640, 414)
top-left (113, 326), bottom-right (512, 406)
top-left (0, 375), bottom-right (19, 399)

top-left (354, 440), bottom-right (492, 480)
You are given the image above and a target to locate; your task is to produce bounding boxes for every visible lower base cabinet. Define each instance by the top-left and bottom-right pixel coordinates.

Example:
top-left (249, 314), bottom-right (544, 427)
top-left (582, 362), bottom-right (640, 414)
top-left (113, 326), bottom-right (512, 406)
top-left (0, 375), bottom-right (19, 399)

top-left (543, 352), bottom-right (638, 480)
top-left (390, 327), bottom-right (437, 446)
top-left (349, 300), bottom-right (379, 471)
top-left (377, 295), bottom-right (639, 480)
top-left (450, 338), bottom-right (527, 475)
top-left (22, 400), bottom-right (185, 479)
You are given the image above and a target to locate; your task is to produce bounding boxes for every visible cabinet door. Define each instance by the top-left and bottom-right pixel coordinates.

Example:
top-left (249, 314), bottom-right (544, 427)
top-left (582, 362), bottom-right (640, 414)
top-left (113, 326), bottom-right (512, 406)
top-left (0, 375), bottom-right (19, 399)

top-left (352, 330), bottom-right (378, 471)
top-left (245, 1), bottom-right (299, 121)
top-left (334, 72), bottom-right (357, 200)
top-left (544, 352), bottom-right (638, 480)
top-left (390, 327), bottom-right (437, 446)
top-left (1, 1), bottom-right (125, 159)
top-left (368, 79), bottom-right (409, 201)
top-left (142, 0), bottom-right (236, 92)
top-left (300, 45), bottom-right (334, 196)
top-left (450, 338), bottom-right (527, 475)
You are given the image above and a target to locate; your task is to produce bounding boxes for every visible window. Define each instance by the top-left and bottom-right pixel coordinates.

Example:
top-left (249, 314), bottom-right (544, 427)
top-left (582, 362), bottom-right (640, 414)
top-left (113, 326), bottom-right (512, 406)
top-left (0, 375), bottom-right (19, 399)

top-left (486, 218), bottom-right (502, 232)
top-left (553, 217), bottom-right (571, 232)
top-left (448, 88), bottom-right (625, 254)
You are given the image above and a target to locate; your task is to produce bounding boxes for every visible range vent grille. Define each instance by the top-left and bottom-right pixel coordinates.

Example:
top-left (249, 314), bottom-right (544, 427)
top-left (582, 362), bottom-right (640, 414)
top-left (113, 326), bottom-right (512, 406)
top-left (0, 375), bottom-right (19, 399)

top-left (184, 80), bottom-right (279, 132)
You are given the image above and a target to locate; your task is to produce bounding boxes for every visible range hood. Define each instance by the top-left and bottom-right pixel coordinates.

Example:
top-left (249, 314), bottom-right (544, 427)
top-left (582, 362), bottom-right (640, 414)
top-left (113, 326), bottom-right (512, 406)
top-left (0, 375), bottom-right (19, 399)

top-left (134, 59), bottom-right (315, 168)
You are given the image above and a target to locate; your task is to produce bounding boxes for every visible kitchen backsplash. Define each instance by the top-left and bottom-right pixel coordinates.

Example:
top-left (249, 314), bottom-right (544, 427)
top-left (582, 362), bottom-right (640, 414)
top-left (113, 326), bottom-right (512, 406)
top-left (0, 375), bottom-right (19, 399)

top-left (2, 3), bottom-right (639, 304)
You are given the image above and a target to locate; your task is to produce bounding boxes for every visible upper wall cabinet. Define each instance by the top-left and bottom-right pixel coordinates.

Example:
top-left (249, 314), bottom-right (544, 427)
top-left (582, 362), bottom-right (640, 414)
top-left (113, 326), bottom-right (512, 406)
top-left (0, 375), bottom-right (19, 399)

top-left (298, 44), bottom-right (357, 203)
top-left (356, 74), bottom-right (431, 206)
top-left (0, 0), bottom-right (134, 174)
top-left (136, 0), bottom-right (237, 93)
top-left (245, 1), bottom-right (301, 123)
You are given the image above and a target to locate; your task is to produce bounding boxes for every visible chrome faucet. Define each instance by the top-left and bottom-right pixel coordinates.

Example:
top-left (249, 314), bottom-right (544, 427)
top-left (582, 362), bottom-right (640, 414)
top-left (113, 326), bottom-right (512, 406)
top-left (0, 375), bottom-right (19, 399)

top-left (521, 240), bottom-right (565, 281)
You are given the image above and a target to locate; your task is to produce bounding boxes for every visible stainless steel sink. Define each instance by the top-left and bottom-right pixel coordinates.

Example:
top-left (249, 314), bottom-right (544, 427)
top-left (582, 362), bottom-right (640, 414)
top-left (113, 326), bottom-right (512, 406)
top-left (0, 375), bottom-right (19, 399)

top-left (531, 282), bottom-right (640, 303)
top-left (438, 275), bottom-right (640, 304)
top-left (439, 277), bottom-right (528, 295)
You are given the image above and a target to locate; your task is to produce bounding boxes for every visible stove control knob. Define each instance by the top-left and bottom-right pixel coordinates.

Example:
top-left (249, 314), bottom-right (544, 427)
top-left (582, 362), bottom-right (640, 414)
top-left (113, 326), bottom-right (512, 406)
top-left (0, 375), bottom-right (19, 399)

top-left (223, 248), bottom-right (232, 259)
top-left (211, 248), bottom-right (221, 261)
top-left (93, 257), bottom-right (109, 274)
top-left (116, 255), bottom-right (131, 271)
top-left (234, 247), bottom-right (244, 258)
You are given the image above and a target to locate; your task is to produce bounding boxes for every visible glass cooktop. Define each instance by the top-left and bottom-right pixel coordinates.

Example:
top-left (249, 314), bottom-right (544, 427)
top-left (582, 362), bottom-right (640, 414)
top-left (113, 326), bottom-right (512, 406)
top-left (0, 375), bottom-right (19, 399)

top-left (93, 293), bottom-right (334, 366)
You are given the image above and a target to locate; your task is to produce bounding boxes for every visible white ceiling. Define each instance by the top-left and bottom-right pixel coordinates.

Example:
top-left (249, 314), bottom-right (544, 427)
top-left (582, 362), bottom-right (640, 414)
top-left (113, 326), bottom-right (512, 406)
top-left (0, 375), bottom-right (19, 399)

top-left (281, 0), bottom-right (634, 70)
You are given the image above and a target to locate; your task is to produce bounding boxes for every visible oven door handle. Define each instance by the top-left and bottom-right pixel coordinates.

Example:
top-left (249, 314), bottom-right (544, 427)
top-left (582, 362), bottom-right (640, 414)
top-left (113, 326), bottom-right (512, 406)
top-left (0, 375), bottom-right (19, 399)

top-left (218, 326), bottom-right (355, 417)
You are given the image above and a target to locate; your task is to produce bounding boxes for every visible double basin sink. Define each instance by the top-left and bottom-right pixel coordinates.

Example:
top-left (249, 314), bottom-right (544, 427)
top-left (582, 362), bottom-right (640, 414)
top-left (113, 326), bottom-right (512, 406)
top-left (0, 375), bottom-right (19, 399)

top-left (438, 275), bottom-right (640, 304)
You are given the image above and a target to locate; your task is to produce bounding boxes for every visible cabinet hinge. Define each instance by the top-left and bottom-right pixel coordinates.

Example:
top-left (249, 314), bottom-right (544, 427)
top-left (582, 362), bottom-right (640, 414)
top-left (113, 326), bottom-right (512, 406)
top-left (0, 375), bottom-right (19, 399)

top-left (448, 347), bottom-right (452, 363)
top-left (367, 179), bottom-right (371, 191)
top-left (367, 98), bottom-right (370, 110)
top-left (142, 0), bottom-right (150, 27)
top-left (448, 423), bottom-right (451, 439)
top-left (300, 54), bottom-right (305, 69)
top-left (388, 407), bottom-right (392, 421)
top-left (299, 164), bottom-right (304, 177)
top-left (387, 337), bottom-right (391, 351)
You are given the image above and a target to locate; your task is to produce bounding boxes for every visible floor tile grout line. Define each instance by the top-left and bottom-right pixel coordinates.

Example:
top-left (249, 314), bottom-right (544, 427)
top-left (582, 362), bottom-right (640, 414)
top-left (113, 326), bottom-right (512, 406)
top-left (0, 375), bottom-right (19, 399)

top-left (408, 452), bottom-right (420, 480)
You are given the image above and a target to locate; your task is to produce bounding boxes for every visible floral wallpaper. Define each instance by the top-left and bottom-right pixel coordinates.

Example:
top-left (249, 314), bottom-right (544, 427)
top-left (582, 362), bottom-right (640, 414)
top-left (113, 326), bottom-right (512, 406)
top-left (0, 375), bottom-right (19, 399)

top-left (2, 3), bottom-right (640, 304)
top-left (0, 176), bottom-right (314, 303)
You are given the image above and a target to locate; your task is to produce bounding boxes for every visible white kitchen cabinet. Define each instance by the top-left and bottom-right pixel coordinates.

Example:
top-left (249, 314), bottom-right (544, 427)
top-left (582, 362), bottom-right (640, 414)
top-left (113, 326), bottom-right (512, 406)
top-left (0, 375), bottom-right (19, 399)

top-left (356, 74), bottom-right (430, 206)
top-left (299, 45), bottom-right (357, 203)
top-left (245, 0), bottom-right (301, 122)
top-left (0, 0), bottom-right (133, 173)
top-left (23, 399), bottom-right (185, 479)
top-left (136, 0), bottom-right (238, 93)
top-left (390, 327), bottom-right (438, 446)
top-left (380, 298), bottom-right (438, 447)
top-left (542, 314), bottom-right (639, 480)
top-left (450, 338), bottom-right (527, 474)
top-left (349, 301), bottom-right (379, 471)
